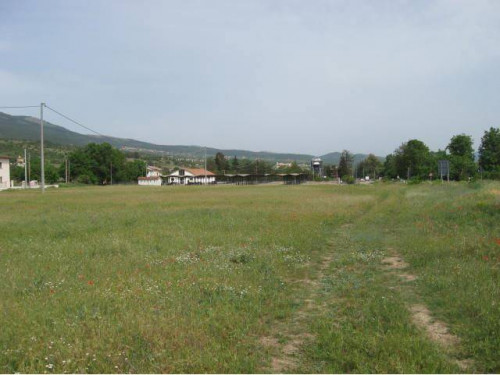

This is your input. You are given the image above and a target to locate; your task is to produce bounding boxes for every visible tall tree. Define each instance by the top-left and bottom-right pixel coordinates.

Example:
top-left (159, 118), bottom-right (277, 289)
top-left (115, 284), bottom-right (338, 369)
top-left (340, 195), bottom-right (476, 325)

top-left (479, 127), bottom-right (500, 178)
top-left (231, 156), bottom-right (240, 173)
top-left (68, 143), bottom-right (134, 184)
top-left (447, 134), bottom-right (476, 180)
top-left (124, 160), bottom-right (147, 181)
top-left (214, 152), bottom-right (229, 174)
top-left (382, 154), bottom-right (397, 179)
top-left (338, 150), bottom-right (353, 178)
top-left (357, 154), bottom-right (382, 179)
top-left (394, 139), bottom-right (433, 180)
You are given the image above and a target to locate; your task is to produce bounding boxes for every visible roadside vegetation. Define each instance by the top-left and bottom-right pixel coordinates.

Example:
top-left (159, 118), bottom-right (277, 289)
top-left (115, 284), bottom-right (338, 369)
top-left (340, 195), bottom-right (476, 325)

top-left (0, 182), bottom-right (498, 373)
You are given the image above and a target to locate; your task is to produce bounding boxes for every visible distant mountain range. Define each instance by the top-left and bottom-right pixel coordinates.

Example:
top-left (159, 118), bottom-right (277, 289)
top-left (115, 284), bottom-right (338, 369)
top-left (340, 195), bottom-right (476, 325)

top-left (0, 111), bottom-right (378, 164)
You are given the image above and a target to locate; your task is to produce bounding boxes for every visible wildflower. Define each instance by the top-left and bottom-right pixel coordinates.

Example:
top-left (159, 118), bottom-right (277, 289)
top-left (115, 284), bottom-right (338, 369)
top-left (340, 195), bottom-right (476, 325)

top-left (483, 255), bottom-right (489, 261)
top-left (495, 238), bottom-right (500, 246)
top-left (88, 280), bottom-right (94, 286)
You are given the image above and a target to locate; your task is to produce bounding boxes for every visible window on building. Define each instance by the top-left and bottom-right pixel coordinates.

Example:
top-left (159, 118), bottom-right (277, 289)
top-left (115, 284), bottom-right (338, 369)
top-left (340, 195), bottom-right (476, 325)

top-left (0, 162), bottom-right (3, 169)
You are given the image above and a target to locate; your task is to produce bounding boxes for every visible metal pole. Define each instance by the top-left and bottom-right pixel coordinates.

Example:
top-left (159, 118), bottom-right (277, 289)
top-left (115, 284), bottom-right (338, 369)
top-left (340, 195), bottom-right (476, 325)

top-left (68, 159), bottom-right (70, 183)
top-left (40, 103), bottom-right (45, 193)
top-left (204, 146), bottom-right (207, 185)
top-left (24, 149), bottom-right (27, 188)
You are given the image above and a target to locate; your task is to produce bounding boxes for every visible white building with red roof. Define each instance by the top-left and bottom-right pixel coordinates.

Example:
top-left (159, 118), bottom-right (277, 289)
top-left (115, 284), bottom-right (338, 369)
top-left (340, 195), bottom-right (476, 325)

top-left (167, 168), bottom-right (216, 185)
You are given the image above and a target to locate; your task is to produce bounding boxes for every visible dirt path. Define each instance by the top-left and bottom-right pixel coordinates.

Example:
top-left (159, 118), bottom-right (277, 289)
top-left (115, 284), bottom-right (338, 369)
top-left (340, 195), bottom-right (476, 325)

top-left (259, 254), bottom-right (334, 372)
top-left (381, 254), bottom-right (472, 371)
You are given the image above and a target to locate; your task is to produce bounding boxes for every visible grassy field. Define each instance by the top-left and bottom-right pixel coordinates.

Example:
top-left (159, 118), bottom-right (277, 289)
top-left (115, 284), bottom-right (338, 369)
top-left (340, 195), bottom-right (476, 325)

top-left (0, 182), bottom-right (498, 373)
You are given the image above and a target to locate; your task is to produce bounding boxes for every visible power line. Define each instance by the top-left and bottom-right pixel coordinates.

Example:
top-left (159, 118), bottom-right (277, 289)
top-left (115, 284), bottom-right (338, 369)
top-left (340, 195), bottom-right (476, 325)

top-left (44, 104), bottom-right (105, 137)
top-left (0, 105), bottom-right (39, 109)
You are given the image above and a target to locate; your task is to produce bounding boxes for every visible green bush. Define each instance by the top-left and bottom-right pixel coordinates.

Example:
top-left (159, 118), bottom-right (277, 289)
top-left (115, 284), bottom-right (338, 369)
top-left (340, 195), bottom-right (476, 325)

top-left (342, 175), bottom-right (355, 184)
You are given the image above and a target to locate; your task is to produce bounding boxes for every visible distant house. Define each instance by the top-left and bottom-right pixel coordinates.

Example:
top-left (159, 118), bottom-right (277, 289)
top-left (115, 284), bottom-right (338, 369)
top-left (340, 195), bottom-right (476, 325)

top-left (16, 155), bottom-right (25, 167)
top-left (138, 166), bottom-right (163, 186)
top-left (0, 156), bottom-right (11, 189)
top-left (167, 168), bottom-right (216, 185)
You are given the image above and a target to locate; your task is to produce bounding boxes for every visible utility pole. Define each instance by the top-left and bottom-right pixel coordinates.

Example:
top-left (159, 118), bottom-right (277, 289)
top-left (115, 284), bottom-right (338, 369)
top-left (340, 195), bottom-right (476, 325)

top-left (40, 102), bottom-right (45, 193)
top-left (28, 152), bottom-right (31, 184)
top-left (110, 161), bottom-right (113, 185)
top-left (68, 159), bottom-right (70, 183)
top-left (65, 157), bottom-right (68, 184)
top-left (204, 146), bottom-right (207, 185)
top-left (24, 149), bottom-right (27, 188)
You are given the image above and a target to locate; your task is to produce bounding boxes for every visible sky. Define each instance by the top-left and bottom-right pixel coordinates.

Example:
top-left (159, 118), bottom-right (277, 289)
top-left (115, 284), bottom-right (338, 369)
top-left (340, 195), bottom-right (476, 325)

top-left (0, 0), bottom-right (499, 156)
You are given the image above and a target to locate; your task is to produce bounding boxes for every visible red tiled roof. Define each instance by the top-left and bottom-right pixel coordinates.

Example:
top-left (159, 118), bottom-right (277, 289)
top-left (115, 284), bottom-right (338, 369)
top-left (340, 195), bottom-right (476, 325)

top-left (184, 168), bottom-right (215, 176)
top-left (0, 155), bottom-right (10, 159)
top-left (138, 176), bottom-right (161, 180)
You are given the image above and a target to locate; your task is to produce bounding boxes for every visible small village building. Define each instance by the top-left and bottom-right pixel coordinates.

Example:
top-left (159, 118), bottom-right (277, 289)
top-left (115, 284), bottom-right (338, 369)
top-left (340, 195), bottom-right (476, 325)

top-left (167, 168), bottom-right (215, 185)
top-left (138, 166), bottom-right (163, 186)
top-left (0, 156), bottom-right (11, 190)
top-left (16, 155), bottom-right (25, 167)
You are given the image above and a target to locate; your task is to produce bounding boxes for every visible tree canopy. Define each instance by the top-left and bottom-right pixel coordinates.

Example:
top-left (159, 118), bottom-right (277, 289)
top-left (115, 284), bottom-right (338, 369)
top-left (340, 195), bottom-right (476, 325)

top-left (68, 143), bottom-right (145, 184)
top-left (447, 134), bottom-right (475, 180)
top-left (479, 127), bottom-right (500, 178)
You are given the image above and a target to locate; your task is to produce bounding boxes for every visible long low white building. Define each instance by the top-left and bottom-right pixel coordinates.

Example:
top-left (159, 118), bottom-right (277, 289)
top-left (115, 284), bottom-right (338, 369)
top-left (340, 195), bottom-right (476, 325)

top-left (167, 168), bottom-right (216, 185)
top-left (0, 155), bottom-right (11, 190)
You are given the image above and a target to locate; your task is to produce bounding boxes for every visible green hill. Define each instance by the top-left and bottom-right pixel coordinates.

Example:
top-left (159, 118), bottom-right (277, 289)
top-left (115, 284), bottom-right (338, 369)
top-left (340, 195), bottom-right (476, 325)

top-left (0, 111), bottom-right (377, 164)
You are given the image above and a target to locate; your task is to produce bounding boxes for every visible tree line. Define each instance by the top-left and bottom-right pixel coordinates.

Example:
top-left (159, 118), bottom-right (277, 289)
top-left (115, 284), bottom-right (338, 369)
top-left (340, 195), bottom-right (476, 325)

top-left (9, 127), bottom-right (500, 184)
top-left (207, 152), bottom-right (309, 175)
top-left (11, 143), bottom-right (146, 184)
top-left (331, 128), bottom-right (499, 182)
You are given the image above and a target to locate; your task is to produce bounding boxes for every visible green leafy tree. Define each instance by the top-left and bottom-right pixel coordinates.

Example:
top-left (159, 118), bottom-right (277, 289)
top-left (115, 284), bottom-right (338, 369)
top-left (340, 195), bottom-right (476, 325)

top-left (231, 156), bottom-right (240, 173)
top-left (479, 127), bottom-right (500, 179)
top-left (28, 157), bottom-right (59, 183)
top-left (382, 154), bottom-right (397, 179)
top-left (357, 154), bottom-right (382, 179)
top-left (338, 150), bottom-right (353, 179)
top-left (68, 148), bottom-right (96, 184)
top-left (238, 159), bottom-right (254, 174)
top-left (447, 134), bottom-right (476, 180)
top-left (283, 161), bottom-right (304, 174)
top-left (68, 143), bottom-right (133, 184)
top-left (124, 160), bottom-right (147, 181)
top-left (205, 158), bottom-right (217, 173)
top-left (214, 152), bottom-right (230, 174)
top-left (10, 165), bottom-right (25, 182)
top-left (394, 139), bottom-right (433, 180)
top-left (323, 164), bottom-right (336, 179)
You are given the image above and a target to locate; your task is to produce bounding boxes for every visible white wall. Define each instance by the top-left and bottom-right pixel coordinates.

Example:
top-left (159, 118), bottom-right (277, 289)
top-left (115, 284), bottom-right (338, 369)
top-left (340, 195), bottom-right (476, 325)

top-left (138, 178), bottom-right (162, 186)
top-left (0, 158), bottom-right (10, 189)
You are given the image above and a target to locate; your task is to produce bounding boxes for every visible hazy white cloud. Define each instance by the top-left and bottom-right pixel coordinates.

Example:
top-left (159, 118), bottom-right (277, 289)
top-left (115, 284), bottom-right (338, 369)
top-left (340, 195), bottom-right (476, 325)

top-left (0, 0), bottom-right (499, 155)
